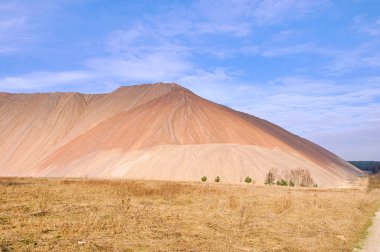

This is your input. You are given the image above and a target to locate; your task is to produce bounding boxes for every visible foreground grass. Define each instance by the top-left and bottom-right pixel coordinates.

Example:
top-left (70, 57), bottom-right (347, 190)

top-left (0, 178), bottom-right (379, 251)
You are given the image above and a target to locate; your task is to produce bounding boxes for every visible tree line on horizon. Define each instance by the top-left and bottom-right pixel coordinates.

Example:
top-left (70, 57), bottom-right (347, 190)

top-left (348, 161), bottom-right (380, 173)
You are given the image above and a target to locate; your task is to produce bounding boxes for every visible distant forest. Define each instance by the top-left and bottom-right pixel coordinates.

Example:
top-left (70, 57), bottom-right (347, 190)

top-left (348, 161), bottom-right (380, 173)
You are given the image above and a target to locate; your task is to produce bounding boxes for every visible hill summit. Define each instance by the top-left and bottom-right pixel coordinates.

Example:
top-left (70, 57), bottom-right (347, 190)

top-left (0, 83), bottom-right (363, 186)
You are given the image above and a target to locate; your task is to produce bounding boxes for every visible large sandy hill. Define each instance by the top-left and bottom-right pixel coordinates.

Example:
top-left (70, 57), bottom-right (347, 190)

top-left (0, 83), bottom-right (363, 186)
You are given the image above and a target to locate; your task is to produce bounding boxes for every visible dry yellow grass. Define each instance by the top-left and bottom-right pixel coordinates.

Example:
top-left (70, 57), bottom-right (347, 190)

top-left (368, 172), bottom-right (380, 192)
top-left (0, 177), bottom-right (379, 251)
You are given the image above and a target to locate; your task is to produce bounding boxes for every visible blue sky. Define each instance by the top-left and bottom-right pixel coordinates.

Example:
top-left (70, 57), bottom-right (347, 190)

top-left (0, 0), bottom-right (379, 160)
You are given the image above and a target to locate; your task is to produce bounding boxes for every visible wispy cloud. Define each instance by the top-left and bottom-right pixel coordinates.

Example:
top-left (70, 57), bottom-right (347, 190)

top-left (86, 53), bottom-right (192, 83)
top-left (0, 0), bottom-right (87, 54)
top-left (271, 30), bottom-right (298, 42)
top-left (0, 2), bottom-right (29, 53)
top-left (0, 71), bottom-right (95, 91)
top-left (239, 76), bottom-right (380, 133)
top-left (253, 0), bottom-right (329, 25)
top-left (325, 43), bottom-right (380, 75)
top-left (0, 17), bottom-right (26, 30)
top-left (352, 15), bottom-right (380, 36)
top-left (239, 40), bottom-right (380, 76)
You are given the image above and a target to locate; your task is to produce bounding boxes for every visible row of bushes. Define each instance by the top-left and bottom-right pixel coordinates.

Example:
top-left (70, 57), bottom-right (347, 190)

top-left (264, 168), bottom-right (318, 187)
top-left (200, 176), bottom-right (254, 183)
top-left (200, 168), bottom-right (317, 187)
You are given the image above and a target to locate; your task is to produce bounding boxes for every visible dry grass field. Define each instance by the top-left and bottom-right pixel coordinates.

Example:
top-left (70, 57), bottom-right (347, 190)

top-left (0, 176), bottom-right (379, 252)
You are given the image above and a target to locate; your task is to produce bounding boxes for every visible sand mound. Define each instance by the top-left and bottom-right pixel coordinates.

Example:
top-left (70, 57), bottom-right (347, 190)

top-left (0, 83), bottom-right (363, 186)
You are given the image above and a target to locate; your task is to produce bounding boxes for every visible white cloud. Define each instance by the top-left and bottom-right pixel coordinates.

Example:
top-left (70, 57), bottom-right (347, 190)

top-left (253, 0), bottom-right (329, 25)
top-left (353, 15), bottom-right (380, 36)
top-left (193, 0), bottom-right (328, 29)
top-left (0, 71), bottom-right (95, 91)
top-left (258, 43), bottom-right (319, 57)
top-left (105, 24), bottom-right (147, 53)
top-left (102, 0), bottom-right (329, 45)
top-left (0, 17), bottom-right (26, 30)
top-left (0, 2), bottom-right (29, 53)
top-left (0, 50), bottom-right (193, 93)
top-left (86, 53), bottom-right (192, 82)
top-left (239, 40), bottom-right (380, 76)
top-left (176, 68), bottom-right (244, 103)
top-left (325, 43), bottom-right (380, 74)
top-left (0, 0), bottom-right (86, 54)
top-left (271, 30), bottom-right (298, 42)
top-left (243, 77), bottom-right (380, 131)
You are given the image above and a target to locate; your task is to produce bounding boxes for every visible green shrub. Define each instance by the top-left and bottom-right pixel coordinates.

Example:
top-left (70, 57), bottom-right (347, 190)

top-left (313, 184), bottom-right (318, 188)
top-left (201, 176), bottom-right (207, 182)
top-left (244, 176), bottom-right (252, 183)
top-left (276, 179), bottom-right (288, 186)
top-left (214, 176), bottom-right (220, 183)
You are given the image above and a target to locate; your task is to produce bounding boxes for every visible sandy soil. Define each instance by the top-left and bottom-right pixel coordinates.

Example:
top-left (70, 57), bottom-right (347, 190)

top-left (361, 210), bottom-right (380, 252)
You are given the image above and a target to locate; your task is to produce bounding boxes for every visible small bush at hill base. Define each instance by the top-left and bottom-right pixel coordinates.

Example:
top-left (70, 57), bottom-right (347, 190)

top-left (201, 176), bottom-right (207, 182)
top-left (276, 179), bottom-right (288, 186)
top-left (244, 176), bottom-right (252, 183)
top-left (214, 176), bottom-right (220, 183)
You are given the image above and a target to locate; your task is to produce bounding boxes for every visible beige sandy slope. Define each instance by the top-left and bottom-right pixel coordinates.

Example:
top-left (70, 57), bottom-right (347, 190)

top-left (0, 84), bottom-right (174, 175)
top-left (31, 144), bottom-right (352, 187)
top-left (0, 83), bottom-right (363, 186)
